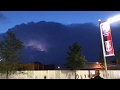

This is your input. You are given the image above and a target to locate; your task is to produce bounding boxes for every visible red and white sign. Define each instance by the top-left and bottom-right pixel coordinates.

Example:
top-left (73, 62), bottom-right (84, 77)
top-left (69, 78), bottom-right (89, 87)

top-left (100, 22), bottom-right (114, 57)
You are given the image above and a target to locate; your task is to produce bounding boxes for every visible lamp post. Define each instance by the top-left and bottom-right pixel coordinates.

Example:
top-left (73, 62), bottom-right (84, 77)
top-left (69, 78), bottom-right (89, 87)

top-left (98, 19), bottom-right (108, 79)
top-left (98, 14), bottom-right (120, 79)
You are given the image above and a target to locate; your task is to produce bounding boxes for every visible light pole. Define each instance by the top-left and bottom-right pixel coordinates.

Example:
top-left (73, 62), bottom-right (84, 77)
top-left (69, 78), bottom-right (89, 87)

top-left (98, 14), bottom-right (120, 79)
top-left (98, 19), bottom-right (108, 79)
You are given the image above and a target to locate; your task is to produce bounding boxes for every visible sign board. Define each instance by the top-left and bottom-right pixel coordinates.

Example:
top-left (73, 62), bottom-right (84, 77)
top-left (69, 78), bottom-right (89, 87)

top-left (100, 22), bottom-right (114, 57)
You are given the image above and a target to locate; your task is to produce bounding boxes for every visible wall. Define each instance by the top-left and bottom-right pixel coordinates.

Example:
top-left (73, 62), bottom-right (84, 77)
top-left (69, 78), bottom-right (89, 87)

top-left (1, 70), bottom-right (120, 79)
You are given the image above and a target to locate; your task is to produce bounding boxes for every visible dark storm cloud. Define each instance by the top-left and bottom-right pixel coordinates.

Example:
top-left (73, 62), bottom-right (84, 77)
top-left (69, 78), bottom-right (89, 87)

top-left (4, 21), bottom-right (120, 68)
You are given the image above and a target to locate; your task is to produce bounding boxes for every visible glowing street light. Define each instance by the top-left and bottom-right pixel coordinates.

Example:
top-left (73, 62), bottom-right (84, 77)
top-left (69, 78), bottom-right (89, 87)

top-left (96, 62), bottom-right (99, 64)
top-left (107, 15), bottom-right (120, 24)
top-left (98, 14), bottom-right (120, 79)
top-left (58, 66), bottom-right (60, 70)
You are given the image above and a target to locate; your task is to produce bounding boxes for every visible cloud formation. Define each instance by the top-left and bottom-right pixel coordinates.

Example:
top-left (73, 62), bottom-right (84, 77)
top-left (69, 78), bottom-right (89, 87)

top-left (4, 21), bottom-right (120, 68)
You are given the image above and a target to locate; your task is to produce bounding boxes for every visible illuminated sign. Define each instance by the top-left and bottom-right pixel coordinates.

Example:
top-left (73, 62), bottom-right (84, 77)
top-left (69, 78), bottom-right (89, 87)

top-left (100, 22), bottom-right (114, 57)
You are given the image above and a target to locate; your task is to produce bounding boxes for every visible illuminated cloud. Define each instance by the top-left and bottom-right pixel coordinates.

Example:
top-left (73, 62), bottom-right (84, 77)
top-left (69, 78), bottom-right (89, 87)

top-left (24, 40), bottom-right (47, 52)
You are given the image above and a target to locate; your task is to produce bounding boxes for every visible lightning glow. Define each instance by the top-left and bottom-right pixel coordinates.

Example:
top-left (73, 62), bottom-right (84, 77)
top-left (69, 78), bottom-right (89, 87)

top-left (24, 40), bottom-right (47, 52)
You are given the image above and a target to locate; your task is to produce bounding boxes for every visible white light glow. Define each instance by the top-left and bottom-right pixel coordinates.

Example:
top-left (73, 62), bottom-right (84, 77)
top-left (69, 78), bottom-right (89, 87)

top-left (107, 15), bottom-right (120, 24)
top-left (98, 19), bottom-right (101, 22)
top-left (25, 40), bottom-right (47, 52)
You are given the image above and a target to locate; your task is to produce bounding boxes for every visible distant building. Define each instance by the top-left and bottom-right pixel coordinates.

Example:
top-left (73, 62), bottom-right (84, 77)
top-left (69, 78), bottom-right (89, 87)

top-left (107, 64), bottom-right (120, 70)
top-left (23, 62), bottom-right (44, 70)
top-left (34, 62), bottom-right (44, 70)
top-left (81, 62), bottom-right (120, 70)
top-left (0, 62), bottom-right (55, 70)
top-left (44, 64), bottom-right (55, 70)
top-left (23, 62), bottom-right (55, 70)
top-left (80, 62), bottom-right (103, 70)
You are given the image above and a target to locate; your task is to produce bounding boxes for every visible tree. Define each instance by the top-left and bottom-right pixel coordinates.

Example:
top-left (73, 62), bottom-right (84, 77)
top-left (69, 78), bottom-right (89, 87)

top-left (0, 30), bottom-right (24, 79)
top-left (63, 42), bottom-right (87, 70)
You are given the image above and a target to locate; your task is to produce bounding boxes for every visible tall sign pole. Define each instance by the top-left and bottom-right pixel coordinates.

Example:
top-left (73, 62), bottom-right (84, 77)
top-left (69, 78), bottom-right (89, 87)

top-left (98, 19), bottom-right (108, 79)
top-left (98, 19), bottom-right (115, 79)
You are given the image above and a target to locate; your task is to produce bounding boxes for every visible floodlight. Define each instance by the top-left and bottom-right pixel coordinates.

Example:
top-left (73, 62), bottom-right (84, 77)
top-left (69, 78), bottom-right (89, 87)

top-left (107, 15), bottom-right (120, 24)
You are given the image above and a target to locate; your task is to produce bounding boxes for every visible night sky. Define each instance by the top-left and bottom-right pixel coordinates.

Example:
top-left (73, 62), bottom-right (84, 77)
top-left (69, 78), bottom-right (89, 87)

top-left (0, 11), bottom-right (120, 33)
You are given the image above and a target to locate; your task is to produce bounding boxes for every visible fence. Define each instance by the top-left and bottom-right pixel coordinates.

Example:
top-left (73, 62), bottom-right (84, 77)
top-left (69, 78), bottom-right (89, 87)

top-left (0, 70), bottom-right (120, 79)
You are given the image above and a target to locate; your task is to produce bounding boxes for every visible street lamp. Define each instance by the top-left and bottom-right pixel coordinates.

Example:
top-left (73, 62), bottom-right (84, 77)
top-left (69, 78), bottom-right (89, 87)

top-left (98, 19), bottom-right (108, 79)
top-left (57, 66), bottom-right (60, 70)
top-left (107, 15), bottom-right (120, 24)
top-left (98, 14), bottom-right (120, 79)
